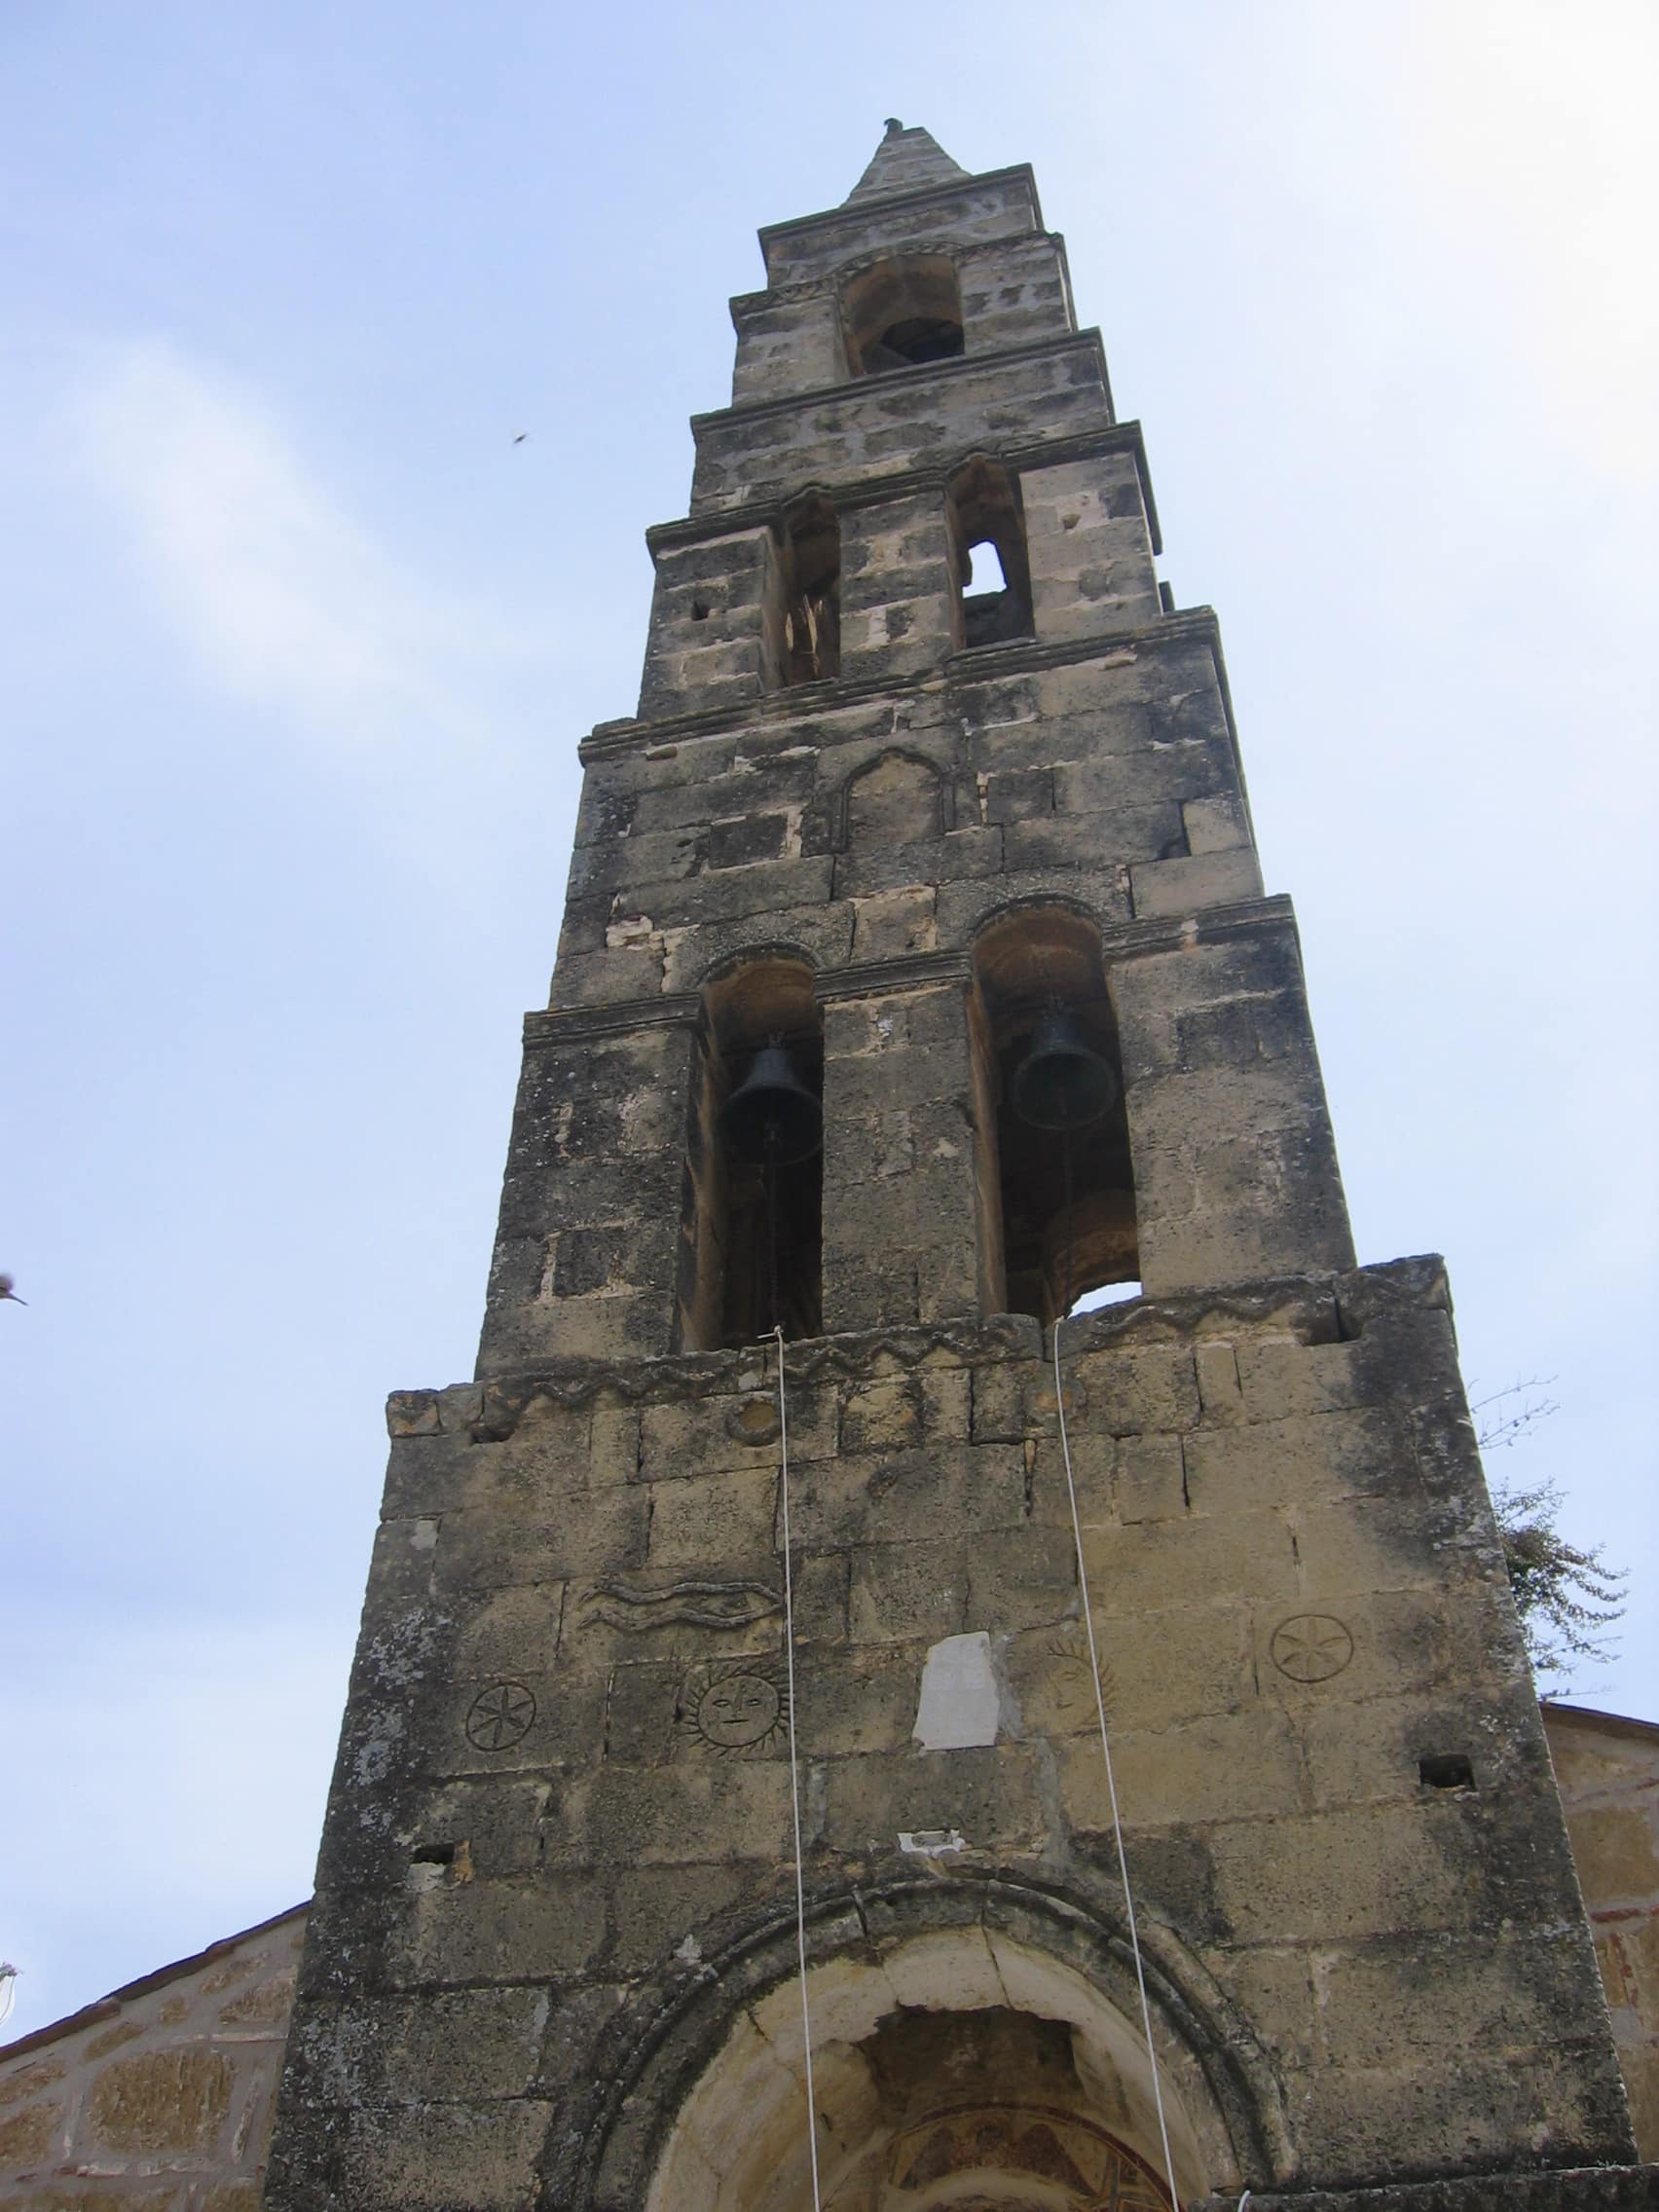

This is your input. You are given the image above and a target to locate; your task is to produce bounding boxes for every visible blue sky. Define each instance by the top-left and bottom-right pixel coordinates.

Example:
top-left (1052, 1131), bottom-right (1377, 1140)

top-left (3, 1), bottom-right (1655, 2042)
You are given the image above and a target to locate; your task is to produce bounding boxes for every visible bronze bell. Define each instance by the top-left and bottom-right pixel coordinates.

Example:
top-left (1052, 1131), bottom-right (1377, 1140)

top-left (720, 1036), bottom-right (823, 1164)
top-left (1011, 1001), bottom-right (1119, 1131)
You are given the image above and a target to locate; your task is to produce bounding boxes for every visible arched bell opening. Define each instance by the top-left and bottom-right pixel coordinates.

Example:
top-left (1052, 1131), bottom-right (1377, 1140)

top-left (948, 456), bottom-right (1034, 649)
top-left (839, 254), bottom-right (966, 377)
top-left (971, 908), bottom-right (1139, 1323)
top-left (676, 956), bottom-right (824, 1351)
top-left (643, 1924), bottom-right (1231, 2212)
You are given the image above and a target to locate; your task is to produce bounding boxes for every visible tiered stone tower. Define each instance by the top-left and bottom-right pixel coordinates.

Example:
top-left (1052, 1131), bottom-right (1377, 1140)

top-left (265, 127), bottom-right (1650, 2211)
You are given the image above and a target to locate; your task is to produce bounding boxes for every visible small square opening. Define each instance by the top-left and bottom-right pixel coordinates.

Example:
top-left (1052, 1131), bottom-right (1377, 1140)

top-left (1419, 1752), bottom-right (1475, 1791)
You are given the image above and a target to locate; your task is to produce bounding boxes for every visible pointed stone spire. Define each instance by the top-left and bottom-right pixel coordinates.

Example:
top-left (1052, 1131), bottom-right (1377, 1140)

top-left (844, 119), bottom-right (969, 205)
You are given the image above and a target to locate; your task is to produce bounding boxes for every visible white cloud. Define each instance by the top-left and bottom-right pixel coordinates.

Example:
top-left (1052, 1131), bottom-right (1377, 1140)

top-left (70, 339), bottom-right (530, 748)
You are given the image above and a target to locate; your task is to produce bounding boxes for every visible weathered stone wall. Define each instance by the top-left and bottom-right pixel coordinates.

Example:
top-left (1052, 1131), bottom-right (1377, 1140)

top-left (0, 1907), bottom-right (304, 2212)
top-left (260, 121), bottom-right (1651, 2209)
top-left (260, 1260), bottom-right (1638, 2206)
top-left (1544, 1703), bottom-right (1659, 2157)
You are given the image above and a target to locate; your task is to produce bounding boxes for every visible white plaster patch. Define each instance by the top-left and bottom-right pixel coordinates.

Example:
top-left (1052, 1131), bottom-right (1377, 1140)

top-left (898, 1827), bottom-right (967, 1858)
top-left (912, 1631), bottom-right (1001, 1751)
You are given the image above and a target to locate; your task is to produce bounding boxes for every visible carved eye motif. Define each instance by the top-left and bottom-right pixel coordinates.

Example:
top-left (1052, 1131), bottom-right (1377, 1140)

top-left (581, 1576), bottom-right (783, 1632)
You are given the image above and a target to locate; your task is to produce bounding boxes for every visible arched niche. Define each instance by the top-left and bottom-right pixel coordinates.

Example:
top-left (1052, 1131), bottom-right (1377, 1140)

top-left (642, 1919), bottom-right (1244, 2211)
top-left (841, 747), bottom-right (950, 848)
top-left (970, 905), bottom-right (1139, 1321)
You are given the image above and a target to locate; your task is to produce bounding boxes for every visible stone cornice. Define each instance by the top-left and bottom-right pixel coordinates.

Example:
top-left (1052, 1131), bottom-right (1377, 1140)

top-left (645, 413), bottom-right (1152, 556)
top-left (525, 902), bottom-right (1302, 1056)
top-left (685, 327), bottom-right (1107, 439)
top-left (524, 995), bottom-right (700, 1049)
top-left (580, 600), bottom-right (1217, 765)
top-left (815, 950), bottom-right (973, 1003)
top-left (392, 1257), bottom-right (1454, 1438)
top-left (729, 225), bottom-right (1065, 318)
top-left (756, 163), bottom-right (1043, 251)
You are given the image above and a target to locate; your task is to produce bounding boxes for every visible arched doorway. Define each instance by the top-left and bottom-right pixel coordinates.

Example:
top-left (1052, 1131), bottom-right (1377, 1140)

top-left (645, 1923), bottom-right (1234, 2211)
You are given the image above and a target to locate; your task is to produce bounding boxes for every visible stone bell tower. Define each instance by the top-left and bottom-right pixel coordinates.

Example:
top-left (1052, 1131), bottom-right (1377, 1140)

top-left (264, 126), bottom-right (1651, 2211)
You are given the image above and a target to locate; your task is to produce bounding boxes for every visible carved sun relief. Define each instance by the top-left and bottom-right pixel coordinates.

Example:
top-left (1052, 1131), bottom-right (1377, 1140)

top-left (681, 1660), bottom-right (789, 1754)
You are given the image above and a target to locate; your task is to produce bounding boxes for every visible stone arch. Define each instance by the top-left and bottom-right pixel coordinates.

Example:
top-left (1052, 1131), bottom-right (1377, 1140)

top-left (969, 903), bottom-right (1140, 1320)
top-left (837, 251), bottom-right (965, 377)
top-left (839, 747), bottom-right (951, 849)
top-left (674, 951), bottom-right (823, 1350)
top-left (947, 453), bottom-right (1034, 648)
top-left (554, 1876), bottom-right (1294, 2210)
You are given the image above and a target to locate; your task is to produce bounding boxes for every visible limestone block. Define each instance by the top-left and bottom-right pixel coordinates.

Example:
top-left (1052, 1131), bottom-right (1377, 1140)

top-left (1287, 1492), bottom-right (1476, 1600)
top-left (581, 1760), bottom-right (795, 1866)
top-left (539, 1560), bottom-right (789, 1673)
top-left (1235, 1335), bottom-right (1373, 1419)
top-left (639, 1397), bottom-right (779, 1484)
top-left (658, 898), bottom-right (856, 993)
top-left (919, 1366), bottom-right (973, 1440)
top-left (647, 1464), bottom-right (780, 1567)
top-left (1114, 1432), bottom-right (1186, 1524)
top-left (839, 1376), bottom-right (924, 1452)
top-left (438, 1665), bottom-right (608, 1781)
top-left (1183, 792), bottom-right (1250, 854)
top-left (87, 2046), bottom-right (233, 2156)
top-left (340, 2098), bottom-right (553, 2211)
top-left (788, 1443), bottom-right (1026, 1551)
top-left (821, 1248), bottom-right (919, 1330)
top-left (1209, 1803), bottom-right (1482, 1944)
top-left (1025, 1424), bottom-right (1110, 1527)
top-left (1079, 1510), bottom-right (1298, 1616)
top-left (1072, 1341), bottom-right (1200, 1434)
top-left (969, 1360), bottom-right (1029, 1443)
top-left (1129, 850), bottom-right (1265, 917)
top-left (435, 1487), bottom-right (649, 1592)
top-left (849, 1540), bottom-right (969, 1645)
top-left (820, 1743), bottom-right (1050, 1855)
top-left (831, 825), bottom-right (1004, 901)
top-left (1282, 2043), bottom-right (1632, 2188)
top-left (1004, 802), bottom-right (1181, 875)
top-left (454, 1581), bottom-right (568, 1677)
top-left (296, 1988), bottom-right (549, 2104)
top-left (1210, 1945), bottom-right (1321, 2071)
top-left (606, 1862), bottom-right (752, 1972)
top-left (1023, 454), bottom-right (1161, 645)
top-left (0, 2095), bottom-right (62, 2167)
top-left (963, 1525), bottom-right (1080, 1632)
top-left (1182, 1408), bottom-right (1413, 1519)
top-left (1255, 1586), bottom-right (1479, 1716)
top-left (1194, 1338), bottom-right (1245, 1423)
top-left (389, 1877), bottom-right (607, 1986)
top-left (1060, 1600), bottom-right (1254, 1733)
top-left (848, 884), bottom-right (939, 958)
top-left (1313, 1928), bottom-right (1598, 2064)
top-left (796, 1640), bottom-right (929, 1756)
top-left (1567, 1805), bottom-right (1659, 1904)
top-left (1061, 1706), bottom-right (1301, 1827)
